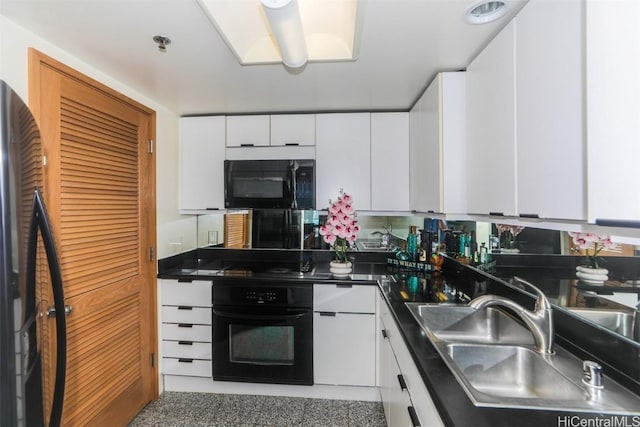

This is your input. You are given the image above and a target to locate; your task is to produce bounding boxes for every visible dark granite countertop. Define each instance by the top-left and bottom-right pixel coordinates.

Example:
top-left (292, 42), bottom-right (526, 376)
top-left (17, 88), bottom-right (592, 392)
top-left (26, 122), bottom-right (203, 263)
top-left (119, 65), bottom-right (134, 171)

top-left (157, 249), bottom-right (640, 426)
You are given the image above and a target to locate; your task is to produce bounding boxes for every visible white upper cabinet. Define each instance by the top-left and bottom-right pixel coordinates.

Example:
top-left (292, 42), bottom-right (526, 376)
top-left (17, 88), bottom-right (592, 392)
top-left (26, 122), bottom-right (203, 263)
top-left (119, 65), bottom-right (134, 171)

top-left (466, 20), bottom-right (517, 217)
top-left (270, 114), bottom-right (315, 146)
top-left (415, 72), bottom-right (466, 215)
top-left (371, 112), bottom-right (410, 211)
top-left (315, 113), bottom-right (371, 210)
top-left (586, 0), bottom-right (640, 226)
top-left (226, 115), bottom-right (270, 147)
top-left (516, 0), bottom-right (585, 220)
top-left (179, 116), bottom-right (226, 211)
top-left (409, 93), bottom-right (428, 212)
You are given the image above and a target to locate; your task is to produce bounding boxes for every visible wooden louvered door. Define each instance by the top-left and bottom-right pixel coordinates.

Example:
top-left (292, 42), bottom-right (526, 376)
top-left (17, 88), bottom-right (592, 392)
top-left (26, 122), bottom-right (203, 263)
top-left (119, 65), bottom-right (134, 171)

top-left (28, 49), bottom-right (157, 426)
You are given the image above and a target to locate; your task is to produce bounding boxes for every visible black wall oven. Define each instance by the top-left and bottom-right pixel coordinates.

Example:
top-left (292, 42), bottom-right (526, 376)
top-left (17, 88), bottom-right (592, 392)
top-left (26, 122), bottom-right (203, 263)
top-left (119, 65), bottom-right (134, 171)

top-left (224, 159), bottom-right (315, 209)
top-left (211, 279), bottom-right (313, 385)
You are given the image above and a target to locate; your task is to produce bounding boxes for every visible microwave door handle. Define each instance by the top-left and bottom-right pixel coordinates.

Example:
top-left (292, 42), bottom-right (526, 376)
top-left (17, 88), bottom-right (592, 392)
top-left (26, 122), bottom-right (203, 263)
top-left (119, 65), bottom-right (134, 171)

top-left (289, 163), bottom-right (297, 209)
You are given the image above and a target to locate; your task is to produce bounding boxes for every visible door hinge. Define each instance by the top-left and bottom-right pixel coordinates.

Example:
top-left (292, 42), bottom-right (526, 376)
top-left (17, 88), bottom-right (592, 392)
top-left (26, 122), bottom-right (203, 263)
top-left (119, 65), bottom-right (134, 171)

top-left (151, 353), bottom-right (156, 368)
top-left (149, 247), bottom-right (155, 262)
top-left (148, 139), bottom-right (154, 154)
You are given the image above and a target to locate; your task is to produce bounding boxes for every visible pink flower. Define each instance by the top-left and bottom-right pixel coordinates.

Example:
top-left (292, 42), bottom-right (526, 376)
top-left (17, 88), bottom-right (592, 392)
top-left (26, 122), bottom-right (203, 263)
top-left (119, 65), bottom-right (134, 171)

top-left (328, 215), bottom-right (340, 226)
top-left (342, 193), bottom-right (353, 204)
top-left (323, 233), bottom-right (336, 245)
top-left (319, 224), bottom-right (332, 236)
top-left (347, 234), bottom-right (357, 243)
top-left (332, 224), bottom-right (344, 236)
top-left (329, 203), bottom-right (341, 215)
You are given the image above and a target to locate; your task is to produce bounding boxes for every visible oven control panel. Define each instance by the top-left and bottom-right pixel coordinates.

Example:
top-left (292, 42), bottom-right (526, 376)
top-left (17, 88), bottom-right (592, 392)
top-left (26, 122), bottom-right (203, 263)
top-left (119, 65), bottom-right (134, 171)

top-left (213, 281), bottom-right (313, 308)
top-left (244, 289), bottom-right (280, 304)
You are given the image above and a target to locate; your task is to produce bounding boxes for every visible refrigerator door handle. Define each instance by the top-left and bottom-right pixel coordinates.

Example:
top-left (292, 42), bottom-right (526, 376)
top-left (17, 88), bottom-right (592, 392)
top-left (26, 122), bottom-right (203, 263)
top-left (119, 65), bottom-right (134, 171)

top-left (27, 188), bottom-right (66, 427)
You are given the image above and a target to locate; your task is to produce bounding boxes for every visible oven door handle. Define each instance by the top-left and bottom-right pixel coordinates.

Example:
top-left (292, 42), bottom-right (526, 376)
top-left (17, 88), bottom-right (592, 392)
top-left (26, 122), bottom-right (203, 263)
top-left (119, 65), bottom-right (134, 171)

top-left (212, 308), bottom-right (309, 321)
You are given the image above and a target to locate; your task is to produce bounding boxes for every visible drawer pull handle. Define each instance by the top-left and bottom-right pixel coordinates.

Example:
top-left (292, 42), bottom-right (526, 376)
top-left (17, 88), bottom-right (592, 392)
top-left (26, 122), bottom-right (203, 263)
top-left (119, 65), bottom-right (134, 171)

top-left (381, 329), bottom-right (388, 339)
top-left (408, 406), bottom-right (421, 427)
top-left (178, 341), bottom-right (193, 346)
top-left (177, 323), bottom-right (193, 328)
top-left (336, 283), bottom-right (352, 288)
top-left (397, 374), bottom-right (408, 390)
top-left (177, 306), bottom-right (193, 310)
top-left (177, 278), bottom-right (193, 283)
top-left (240, 143), bottom-right (254, 147)
top-left (284, 142), bottom-right (300, 146)
top-left (178, 358), bottom-right (193, 363)
top-left (318, 311), bottom-right (336, 317)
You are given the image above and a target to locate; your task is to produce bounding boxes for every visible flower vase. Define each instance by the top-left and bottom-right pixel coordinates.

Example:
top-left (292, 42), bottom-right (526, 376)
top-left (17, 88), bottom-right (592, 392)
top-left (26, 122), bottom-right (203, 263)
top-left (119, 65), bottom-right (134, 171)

top-left (576, 265), bottom-right (608, 286)
top-left (329, 261), bottom-right (352, 278)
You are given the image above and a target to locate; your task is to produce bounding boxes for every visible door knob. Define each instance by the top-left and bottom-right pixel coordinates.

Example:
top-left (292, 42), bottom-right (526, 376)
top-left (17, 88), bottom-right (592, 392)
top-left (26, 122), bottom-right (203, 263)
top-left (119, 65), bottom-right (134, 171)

top-left (46, 305), bottom-right (73, 318)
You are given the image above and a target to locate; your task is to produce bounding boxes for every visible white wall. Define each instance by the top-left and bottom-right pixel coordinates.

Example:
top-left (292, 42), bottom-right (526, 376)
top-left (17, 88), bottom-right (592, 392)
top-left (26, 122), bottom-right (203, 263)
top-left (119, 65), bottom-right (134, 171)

top-left (0, 15), bottom-right (192, 260)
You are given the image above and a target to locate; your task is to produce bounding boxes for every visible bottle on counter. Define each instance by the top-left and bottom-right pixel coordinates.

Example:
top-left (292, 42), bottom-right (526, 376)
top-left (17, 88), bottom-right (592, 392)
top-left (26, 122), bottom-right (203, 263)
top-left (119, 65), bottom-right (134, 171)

top-left (396, 241), bottom-right (410, 261)
top-left (407, 226), bottom-right (418, 261)
top-left (459, 232), bottom-right (467, 257)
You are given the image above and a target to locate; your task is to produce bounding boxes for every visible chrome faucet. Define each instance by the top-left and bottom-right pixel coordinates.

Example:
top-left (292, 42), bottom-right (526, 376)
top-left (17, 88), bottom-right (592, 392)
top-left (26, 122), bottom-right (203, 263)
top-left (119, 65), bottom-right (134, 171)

top-left (371, 226), bottom-right (391, 247)
top-left (468, 276), bottom-right (554, 354)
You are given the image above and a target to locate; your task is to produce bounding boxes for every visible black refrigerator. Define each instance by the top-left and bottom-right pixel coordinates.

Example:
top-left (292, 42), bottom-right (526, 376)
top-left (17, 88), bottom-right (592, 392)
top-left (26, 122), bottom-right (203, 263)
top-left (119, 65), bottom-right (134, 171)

top-left (0, 80), bottom-right (67, 426)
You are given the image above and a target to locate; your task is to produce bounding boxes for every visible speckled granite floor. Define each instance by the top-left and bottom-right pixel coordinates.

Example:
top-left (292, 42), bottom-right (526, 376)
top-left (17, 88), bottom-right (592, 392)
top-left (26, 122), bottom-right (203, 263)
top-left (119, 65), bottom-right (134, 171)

top-left (128, 392), bottom-right (387, 427)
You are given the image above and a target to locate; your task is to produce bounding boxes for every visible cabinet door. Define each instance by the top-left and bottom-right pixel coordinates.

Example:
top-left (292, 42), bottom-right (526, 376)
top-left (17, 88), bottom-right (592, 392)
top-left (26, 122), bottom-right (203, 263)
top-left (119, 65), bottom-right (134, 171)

top-left (516, 0), bottom-right (585, 220)
top-left (316, 113), bottom-right (371, 209)
top-left (226, 115), bottom-right (270, 147)
top-left (179, 116), bottom-right (226, 210)
top-left (380, 326), bottom-right (414, 427)
top-left (313, 312), bottom-right (376, 386)
top-left (409, 96), bottom-right (428, 212)
top-left (371, 113), bottom-right (410, 211)
top-left (421, 78), bottom-right (441, 213)
top-left (586, 0), bottom-right (640, 225)
top-left (270, 114), bottom-right (315, 146)
top-left (466, 20), bottom-right (517, 216)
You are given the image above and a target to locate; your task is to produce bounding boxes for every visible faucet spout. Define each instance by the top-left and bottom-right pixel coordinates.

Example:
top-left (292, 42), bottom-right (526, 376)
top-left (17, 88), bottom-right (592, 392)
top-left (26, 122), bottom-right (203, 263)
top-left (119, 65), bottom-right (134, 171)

top-left (468, 277), bottom-right (554, 354)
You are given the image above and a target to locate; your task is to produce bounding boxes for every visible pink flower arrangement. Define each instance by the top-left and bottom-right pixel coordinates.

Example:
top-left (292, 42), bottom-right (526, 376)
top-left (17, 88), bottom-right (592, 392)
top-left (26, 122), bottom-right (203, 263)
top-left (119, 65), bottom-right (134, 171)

top-left (569, 232), bottom-right (615, 269)
top-left (319, 190), bottom-right (359, 262)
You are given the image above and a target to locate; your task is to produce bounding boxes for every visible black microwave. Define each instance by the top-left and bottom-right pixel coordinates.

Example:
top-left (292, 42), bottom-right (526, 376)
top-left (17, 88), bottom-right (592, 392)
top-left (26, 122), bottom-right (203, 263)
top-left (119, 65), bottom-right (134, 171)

top-left (224, 160), bottom-right (315, 209)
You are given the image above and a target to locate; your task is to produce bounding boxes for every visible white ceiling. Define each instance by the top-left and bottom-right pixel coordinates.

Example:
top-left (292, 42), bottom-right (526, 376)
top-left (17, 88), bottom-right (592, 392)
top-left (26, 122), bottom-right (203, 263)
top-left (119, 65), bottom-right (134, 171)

top-left (0, 0), bottom-right (527, 116)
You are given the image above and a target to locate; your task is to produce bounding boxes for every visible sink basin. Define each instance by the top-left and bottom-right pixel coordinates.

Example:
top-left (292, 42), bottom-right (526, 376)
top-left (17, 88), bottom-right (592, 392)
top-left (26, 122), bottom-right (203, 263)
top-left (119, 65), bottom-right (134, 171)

top-left (356, 240), bottom-right (395, 252)
top-left (445, 343), bottom-right (585, 401)
top-left (406, 303), bottom-right (534, 345)
top-left (405, 302), bottom-right (640, 414)
top-left (567, 308), bottom-right (635, 339)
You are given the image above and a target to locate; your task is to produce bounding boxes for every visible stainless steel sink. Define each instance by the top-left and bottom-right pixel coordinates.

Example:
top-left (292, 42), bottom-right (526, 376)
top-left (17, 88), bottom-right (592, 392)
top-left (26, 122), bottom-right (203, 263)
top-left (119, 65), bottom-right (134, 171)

top-left (567, 308), bottom-right (635, 339)
top-left (406, 302), bottom-right (640, 414)
top-left (407, 304), bottom-right (534, 345)
top-left (445, 343), bottom-right (584, 400)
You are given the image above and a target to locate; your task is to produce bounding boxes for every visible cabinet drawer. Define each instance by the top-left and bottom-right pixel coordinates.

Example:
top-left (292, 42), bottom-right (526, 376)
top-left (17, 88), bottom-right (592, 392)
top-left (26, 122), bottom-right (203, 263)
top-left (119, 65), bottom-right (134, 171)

top-left (162, 340), bottom-right (212, 360)
top-left (162, 306), bottom-right (211, 324)
top-left (161, 280), bottom-right (211, 307)
top-left (313, 284), bottom-right (376, 313)
top-left (162, 323), bottom-right (212, 342)
top-left (163, 357), bottom-right (212, 377)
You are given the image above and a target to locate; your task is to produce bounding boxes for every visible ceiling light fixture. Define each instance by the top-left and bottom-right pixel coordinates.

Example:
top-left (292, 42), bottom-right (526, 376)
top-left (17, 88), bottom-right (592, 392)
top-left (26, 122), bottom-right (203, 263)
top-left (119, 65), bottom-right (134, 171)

top-left (197, 0), bottom-right (364, 68)
top-left (465, 1), bottom-right (508, 24)
top-left (261, 0), bottom-right (308, 68)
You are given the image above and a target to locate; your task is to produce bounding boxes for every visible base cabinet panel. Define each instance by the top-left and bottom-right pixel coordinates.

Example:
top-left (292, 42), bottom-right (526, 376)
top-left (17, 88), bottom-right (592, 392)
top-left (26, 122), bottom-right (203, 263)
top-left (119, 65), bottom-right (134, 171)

top-left (313, 312), bottom-right (376, 386)
top-left (379, 292), bottom-right (443, 427)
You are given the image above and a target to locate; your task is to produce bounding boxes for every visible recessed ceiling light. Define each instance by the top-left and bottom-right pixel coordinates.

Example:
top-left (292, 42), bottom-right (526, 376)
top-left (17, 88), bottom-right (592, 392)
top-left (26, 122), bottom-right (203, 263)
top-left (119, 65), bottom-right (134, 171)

top-left (465, 1), bottom-right (508, 25)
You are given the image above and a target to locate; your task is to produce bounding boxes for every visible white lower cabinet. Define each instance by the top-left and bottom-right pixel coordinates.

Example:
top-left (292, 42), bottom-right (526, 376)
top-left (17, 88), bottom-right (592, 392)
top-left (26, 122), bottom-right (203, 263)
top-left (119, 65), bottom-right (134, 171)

top-left (313, 284), bottom-right (376, 386)
top-left (161, 279), bottom-right (213, 379)
top-left (379, 292), bottom-right (444, 427)
top-left (380, 326), bottom-right (414, 426)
